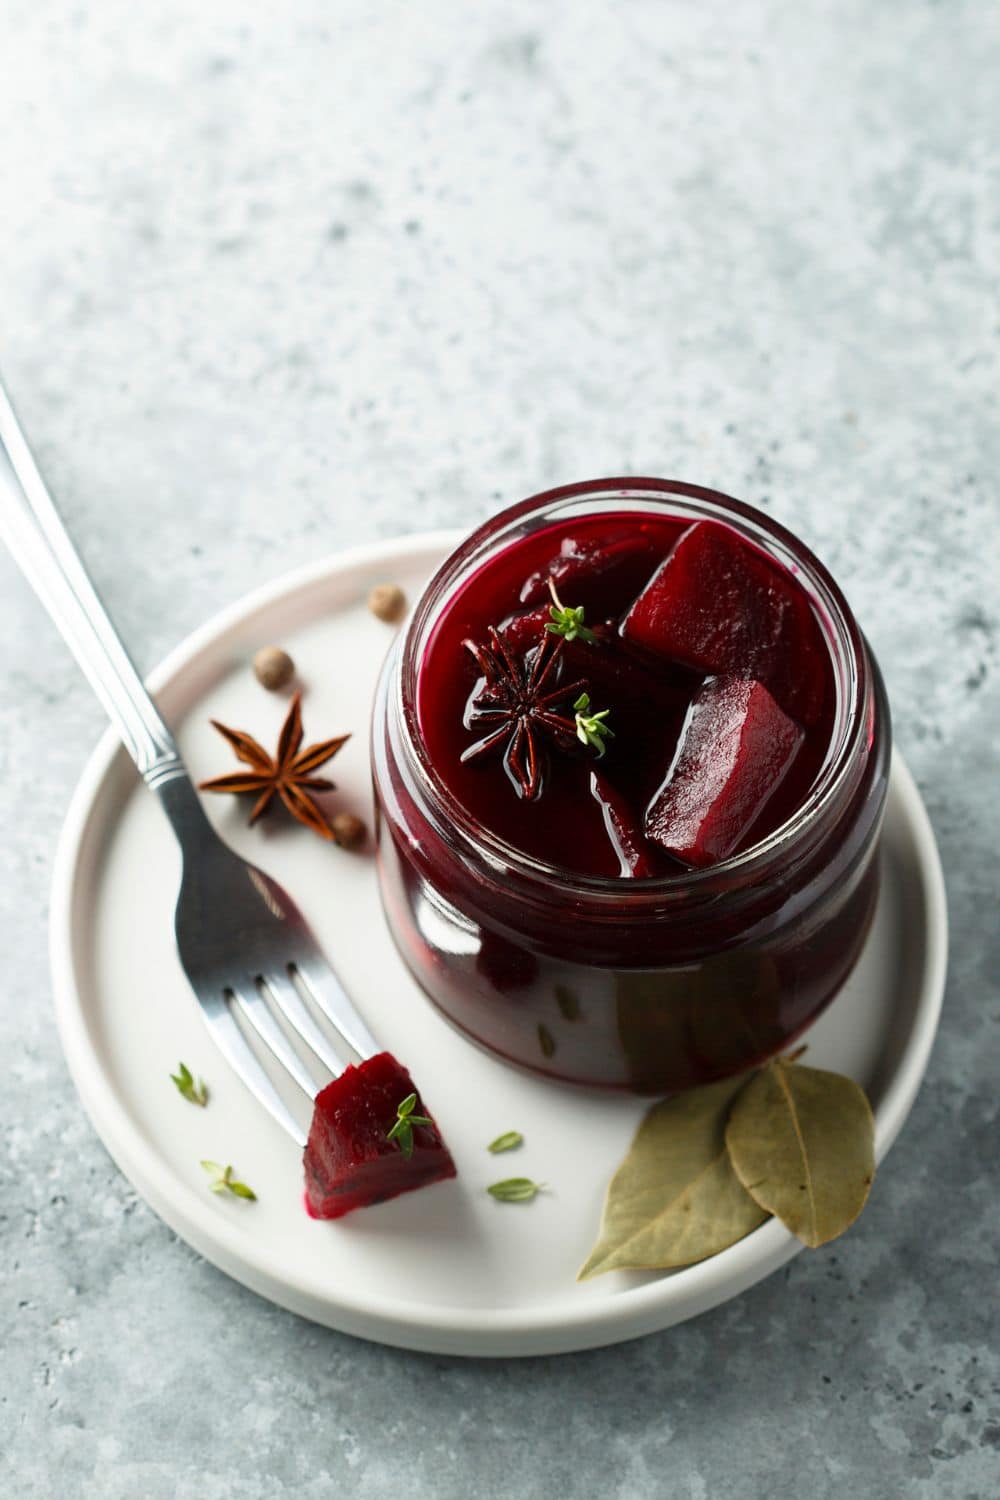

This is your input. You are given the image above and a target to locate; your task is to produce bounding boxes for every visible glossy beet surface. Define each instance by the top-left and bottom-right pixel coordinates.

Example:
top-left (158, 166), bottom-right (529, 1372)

top-left (304, 1053), bottom-right (456, 1220)
top-left (645, 676), bottom-right (805, 867)
top-left (417, 514), bottom-right (834, 877)
top-left (622, 519), bottom-right (828, 725)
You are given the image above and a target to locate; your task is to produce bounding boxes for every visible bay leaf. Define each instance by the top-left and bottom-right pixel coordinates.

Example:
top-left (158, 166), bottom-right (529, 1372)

top-left (724, 1060), bottom-right (875, 1248)
top-left (577, 1073), bottom-right (767, 1280)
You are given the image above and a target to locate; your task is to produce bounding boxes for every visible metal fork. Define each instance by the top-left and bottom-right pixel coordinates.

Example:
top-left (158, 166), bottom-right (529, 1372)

top-left (0, 377), bottom-right (379, 1147)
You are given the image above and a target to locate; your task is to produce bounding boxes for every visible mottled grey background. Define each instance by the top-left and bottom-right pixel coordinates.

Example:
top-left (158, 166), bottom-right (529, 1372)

top-left (1, 2), bottom-right (997, 1496)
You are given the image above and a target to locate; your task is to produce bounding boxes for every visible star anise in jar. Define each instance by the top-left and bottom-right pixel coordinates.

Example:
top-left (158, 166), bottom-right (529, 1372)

top-left (199, 692), bottom-right (350, 839)
top-left (461, 628), bottom-right (588, 800)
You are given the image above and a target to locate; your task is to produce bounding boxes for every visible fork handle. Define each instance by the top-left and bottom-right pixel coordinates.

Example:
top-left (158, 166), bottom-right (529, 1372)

top-left (0, 375), bottom-right (186, 791)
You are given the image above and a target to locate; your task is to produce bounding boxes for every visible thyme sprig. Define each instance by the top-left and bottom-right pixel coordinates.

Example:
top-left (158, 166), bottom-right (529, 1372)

top-left (386, 1092), bottom-right (432, 1159)
top-left (545, 579), bottom-right (598, 644)
top-left (200, 1161), bottom-right (256, 1200)
top-left (573, 693), bottom-right (614, 756)
top-left (171, 1062), bottom-right (208, 1107)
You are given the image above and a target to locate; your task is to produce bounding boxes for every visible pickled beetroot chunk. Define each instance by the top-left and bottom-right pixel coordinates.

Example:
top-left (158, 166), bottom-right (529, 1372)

top-left (589, 770), bottom-right (657, 877)
top-left (304, 1052), bottom-right (456, 1220)
top-left (621, 520), bottom-right (827, 724)
top-left (645, 677), bottom-right (805, 867)
top-left (498, 604), bottom-right (554, 655)
top-left (519, 528), bottom-right (661, 610)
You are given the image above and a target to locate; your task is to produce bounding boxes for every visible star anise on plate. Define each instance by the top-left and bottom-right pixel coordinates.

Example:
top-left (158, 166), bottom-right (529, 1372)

top-left (199, 692), bottom-right (350, 840)
top-left (461, 627), bottom-right (588, 800)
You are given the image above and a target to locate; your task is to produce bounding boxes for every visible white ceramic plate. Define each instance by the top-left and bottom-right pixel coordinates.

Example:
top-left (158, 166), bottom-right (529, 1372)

top-left (50, 532), bottom-right (947, 1357)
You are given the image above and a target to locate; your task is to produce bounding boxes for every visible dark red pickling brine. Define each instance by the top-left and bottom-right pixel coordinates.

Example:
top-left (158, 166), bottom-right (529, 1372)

top-left (303, 1052), bottom-right (456, 1220)
top-left (417, 514), bottom-right (834, 877)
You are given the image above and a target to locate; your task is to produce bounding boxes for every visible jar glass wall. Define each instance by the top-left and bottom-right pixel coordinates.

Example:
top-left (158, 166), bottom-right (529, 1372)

top-left (371, 479), bottom-right (891, 1093)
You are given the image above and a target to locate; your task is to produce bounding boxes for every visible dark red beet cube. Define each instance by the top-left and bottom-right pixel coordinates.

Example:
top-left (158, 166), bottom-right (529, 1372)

top-left (645, 676), bottom-right (805, 867)
top-left (519, 527), bottom-right (662, 611)
top-left (304, 1052), bottom-right (456, 1220)
top-left (497, 604), bottom-right (554, 656)
top-left (589, 770), bottom-right (658, 877)
top-left (621, 520), bottom-right (828, 724)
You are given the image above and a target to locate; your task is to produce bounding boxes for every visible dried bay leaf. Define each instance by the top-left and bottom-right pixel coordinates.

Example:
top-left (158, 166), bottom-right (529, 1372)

top-left (578, 1074), bottom-right (767, 1280)
top-left (725, 1060), bottom-right (875, 1248)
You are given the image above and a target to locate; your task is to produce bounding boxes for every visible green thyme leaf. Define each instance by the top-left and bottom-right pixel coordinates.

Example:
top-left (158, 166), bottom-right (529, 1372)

top-left (544, 579), bottom-right (598, 643)
top-left (573, 693), bottom-right (614, 756)
top-left (537, 1023), bottom-right (556, 1059)
top-left (385, 1116), bottom-right (413, 1154)
top-left (488, 1177), bottom-right (546, 1203)
top-left (546, 605), bottom-right (597, 644)
top-left (387, 1094), bottom-right (430, 1159)
top-left (171, 1062), bottom-right (208, 1107)
top-left (226, 1179), bottom-right (258, 1201)
top-left (200, 1161), bottom-right (256, 1201)
top-left (488, 1131), bottom-right (524, 1154)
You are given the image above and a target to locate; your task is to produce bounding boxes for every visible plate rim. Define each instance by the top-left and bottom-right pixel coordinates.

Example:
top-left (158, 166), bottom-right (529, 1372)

top-left (49, 530), bottom-right (949, 1356)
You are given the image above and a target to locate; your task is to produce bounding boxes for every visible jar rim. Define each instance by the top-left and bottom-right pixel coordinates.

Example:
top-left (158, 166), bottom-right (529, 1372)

top-left (396, 477), bottom-right (872, 903)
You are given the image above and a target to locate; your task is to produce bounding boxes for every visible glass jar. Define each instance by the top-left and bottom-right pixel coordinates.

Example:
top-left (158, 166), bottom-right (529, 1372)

top-left (371, 479), bottom-right (891, 1093)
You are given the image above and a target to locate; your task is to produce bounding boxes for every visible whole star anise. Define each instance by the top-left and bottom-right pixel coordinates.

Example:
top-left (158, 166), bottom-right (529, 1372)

top-left (199, 692), bottom-right (350, 840)
top-left (461, 628), bottom-right (588, 800)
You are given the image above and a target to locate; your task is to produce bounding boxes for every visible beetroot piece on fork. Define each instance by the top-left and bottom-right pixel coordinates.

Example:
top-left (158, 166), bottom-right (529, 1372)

top-left (304, 1052), bottom-right (457, 1220)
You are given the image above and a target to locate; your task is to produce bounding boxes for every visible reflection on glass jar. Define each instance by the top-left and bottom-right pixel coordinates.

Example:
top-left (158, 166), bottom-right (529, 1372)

top-left (371, 480), bottom-right (891, 1094)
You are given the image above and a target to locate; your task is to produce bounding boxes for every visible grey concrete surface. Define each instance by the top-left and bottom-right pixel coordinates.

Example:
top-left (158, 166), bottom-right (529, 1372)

top-left (1, 3), bottom-right (997, 1496)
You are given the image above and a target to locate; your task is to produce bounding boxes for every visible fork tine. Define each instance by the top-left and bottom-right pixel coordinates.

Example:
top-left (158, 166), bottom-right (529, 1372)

top-left (201, 995), bottom-right (307, 1147)
top-left (291, 958), bottom-right (380, 1060)
top-left (229, 982), bottom-right (326, 1100)
top-left (261, 970), bottom-right (351, 1077)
